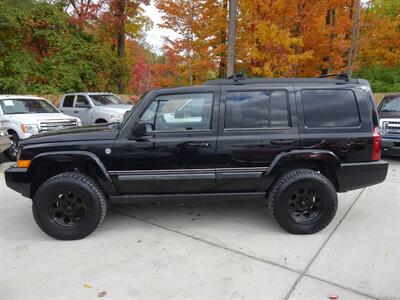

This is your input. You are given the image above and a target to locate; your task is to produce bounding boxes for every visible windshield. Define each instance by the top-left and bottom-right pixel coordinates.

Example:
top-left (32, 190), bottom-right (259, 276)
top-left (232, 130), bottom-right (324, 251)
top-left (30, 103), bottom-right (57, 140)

top-left (0, 99), bottom-right (59, 114)
top-left (379, 97), bottom-right (400, 113)
top-left (89, 94), bottom-right (126, 106)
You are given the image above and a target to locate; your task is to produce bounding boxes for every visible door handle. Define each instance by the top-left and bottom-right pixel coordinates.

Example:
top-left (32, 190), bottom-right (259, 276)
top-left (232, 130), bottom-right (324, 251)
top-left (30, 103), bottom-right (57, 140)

top-left (73, 110), bottom-right (79, 113)
top-left (186, 142), bottom-right (211, 148)
top-left (271, 140), bottom-right (294, 145)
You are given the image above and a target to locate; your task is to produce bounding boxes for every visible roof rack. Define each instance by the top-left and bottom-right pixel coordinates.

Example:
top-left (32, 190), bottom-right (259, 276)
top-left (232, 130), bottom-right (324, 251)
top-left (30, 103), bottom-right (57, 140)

top-left (317, 73), bottom-right (350, 81)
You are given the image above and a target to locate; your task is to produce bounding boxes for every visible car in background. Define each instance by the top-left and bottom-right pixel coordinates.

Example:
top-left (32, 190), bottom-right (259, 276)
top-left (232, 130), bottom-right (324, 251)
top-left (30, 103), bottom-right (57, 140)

top-left (0, 126), bottom-right (11, 163)
top-left (0, 96), bottom-right (81, 160)
top-left (59, 93), bottom-right (132, 125)
top-left (378, 94), bottom-right (400, 156)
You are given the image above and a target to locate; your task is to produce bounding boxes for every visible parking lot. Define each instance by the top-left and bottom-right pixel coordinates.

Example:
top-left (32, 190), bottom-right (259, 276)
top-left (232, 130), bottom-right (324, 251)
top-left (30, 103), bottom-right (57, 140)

top-left (0, 159), bottom-right (399, 300)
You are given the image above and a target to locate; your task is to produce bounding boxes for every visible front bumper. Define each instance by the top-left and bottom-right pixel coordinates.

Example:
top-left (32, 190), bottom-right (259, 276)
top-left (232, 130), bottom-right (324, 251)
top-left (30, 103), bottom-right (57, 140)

top-left (340, 160), bottom-right (388, 192)
top-left (381, 137), bottom-right (400, 157)
top-left (5, 167), bottom-right (31, 198)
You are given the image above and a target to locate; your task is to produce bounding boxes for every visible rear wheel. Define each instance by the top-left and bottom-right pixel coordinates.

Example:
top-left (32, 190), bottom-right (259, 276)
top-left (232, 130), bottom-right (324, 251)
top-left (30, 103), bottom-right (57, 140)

top-left (267, 169), bottom-right (338, 234)
top-left (32, 172), bottom-right (107, 240)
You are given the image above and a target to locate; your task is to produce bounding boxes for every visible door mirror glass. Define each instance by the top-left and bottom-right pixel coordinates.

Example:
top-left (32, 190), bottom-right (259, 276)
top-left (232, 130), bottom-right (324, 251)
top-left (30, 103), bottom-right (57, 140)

top-left (132, 120), bottom-right (148, 137)
top-left (174, 110), bottom-right (184, 119)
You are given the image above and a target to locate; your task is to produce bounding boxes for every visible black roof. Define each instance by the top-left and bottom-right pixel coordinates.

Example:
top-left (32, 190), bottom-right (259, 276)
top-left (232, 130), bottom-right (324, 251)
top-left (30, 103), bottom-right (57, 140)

top-left (204, 77), bottom-right (363, 86)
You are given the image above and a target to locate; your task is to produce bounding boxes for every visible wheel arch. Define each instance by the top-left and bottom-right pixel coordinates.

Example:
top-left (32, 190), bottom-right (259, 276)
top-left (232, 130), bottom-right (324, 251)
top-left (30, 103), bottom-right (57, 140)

top-left (261, 150), bottom-right (345, 192)
top-left (28, 151), bottom-right (119, 198)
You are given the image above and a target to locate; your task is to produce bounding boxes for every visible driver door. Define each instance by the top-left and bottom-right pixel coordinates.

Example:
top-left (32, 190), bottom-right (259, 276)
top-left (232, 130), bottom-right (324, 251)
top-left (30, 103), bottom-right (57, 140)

top-left (112, 86), bottom-right (219, 194)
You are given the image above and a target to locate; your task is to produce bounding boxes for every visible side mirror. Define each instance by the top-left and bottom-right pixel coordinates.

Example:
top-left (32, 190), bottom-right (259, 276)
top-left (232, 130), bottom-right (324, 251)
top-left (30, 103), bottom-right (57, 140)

top-left (132, 120), bottom-right (148, 137)
top-left (174, 110), bottom-right (184, 119)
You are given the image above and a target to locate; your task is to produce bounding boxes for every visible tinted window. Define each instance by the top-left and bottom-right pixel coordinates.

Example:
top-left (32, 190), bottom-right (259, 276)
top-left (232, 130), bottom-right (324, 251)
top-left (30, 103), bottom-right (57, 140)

top-left (225, 91), bottom-right (289, 129)
top-left (301, 90), bottom-right (360, 127)
top-left (141, 93), bottom-right (213, 131)
top-left (63, 96), bottom-right (74, 107)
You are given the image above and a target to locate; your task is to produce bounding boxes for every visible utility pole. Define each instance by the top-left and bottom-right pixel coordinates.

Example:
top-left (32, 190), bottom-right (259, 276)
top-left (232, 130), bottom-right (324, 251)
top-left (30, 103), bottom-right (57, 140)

top-left (347, 0), bottom-right (362, 77)
top-left (226, 0), bottom-right (237, 78)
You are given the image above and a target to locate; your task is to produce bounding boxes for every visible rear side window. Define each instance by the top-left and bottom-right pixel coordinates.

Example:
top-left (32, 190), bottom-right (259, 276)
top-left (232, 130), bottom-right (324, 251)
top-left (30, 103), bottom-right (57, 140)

top-left (301, 90), bottom-right (360, 128)
top-left (225, 91), bottom-right (289, 129)
top-left (62, 95), bottom-right (74, 107)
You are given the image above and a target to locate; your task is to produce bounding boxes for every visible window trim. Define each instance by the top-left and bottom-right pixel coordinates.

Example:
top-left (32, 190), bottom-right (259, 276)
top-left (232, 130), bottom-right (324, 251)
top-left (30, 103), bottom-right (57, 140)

top-left (223, 89), bottom-right (291, 131)
top-left (139, 92), bottom-right (215, 133)
top-left (300, 88), bottom-right (361, 129)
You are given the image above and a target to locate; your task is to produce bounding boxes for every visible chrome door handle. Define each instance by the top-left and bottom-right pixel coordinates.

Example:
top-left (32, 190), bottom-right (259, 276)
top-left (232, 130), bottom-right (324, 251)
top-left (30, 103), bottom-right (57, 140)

top-left (186, 142), bottom-right (210, 148)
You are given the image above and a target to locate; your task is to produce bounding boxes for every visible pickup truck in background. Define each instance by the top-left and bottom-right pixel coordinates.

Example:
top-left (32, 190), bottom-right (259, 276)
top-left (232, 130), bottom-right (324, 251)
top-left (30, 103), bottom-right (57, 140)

top-left (59, 93), bottom-right (133, 125)
top-left (378, 94), bottom-right (400, 156)
top-left (0, 95), bottom-right (81, 160)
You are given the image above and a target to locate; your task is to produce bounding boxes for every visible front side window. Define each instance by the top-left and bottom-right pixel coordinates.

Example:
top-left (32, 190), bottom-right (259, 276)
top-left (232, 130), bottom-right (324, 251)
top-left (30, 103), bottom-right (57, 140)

top-left (0, 99), bottom-right (59, 114)
top-left (225, 91), bottom-right (289, 129)
top-left (75, 95), bottom-right (90, 108)
top-left (141, 93), bottom-right (213, 131)
top-left (89, 94), bottom-right (125, 106)
top-left (301, 89), bottom-right (360, 128)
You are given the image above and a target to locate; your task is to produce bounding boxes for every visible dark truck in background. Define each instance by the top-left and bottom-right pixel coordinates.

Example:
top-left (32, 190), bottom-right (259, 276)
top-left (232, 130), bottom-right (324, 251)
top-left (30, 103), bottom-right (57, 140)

top-left (5, 76), bottom-right (388, 240)
top-left (378, 94), bottom-right (400, 156)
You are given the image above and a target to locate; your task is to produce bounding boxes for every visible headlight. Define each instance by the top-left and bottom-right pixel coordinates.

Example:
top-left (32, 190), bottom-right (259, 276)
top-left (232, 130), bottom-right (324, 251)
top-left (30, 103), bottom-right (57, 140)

top-left (21, 124), bottom-right (39, 134)
top-left (76, 119), bottom-right (82, 126)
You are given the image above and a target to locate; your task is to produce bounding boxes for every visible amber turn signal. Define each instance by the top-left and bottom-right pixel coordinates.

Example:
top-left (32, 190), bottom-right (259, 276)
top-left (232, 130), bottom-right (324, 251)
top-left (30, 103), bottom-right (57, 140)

top-left (17, 160), bottom-right (31, 168)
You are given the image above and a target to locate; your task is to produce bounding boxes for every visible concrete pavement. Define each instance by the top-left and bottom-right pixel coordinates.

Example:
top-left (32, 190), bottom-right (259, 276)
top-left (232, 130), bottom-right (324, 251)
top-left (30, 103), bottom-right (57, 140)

top-left (0, 160), bottom-right (399, 300)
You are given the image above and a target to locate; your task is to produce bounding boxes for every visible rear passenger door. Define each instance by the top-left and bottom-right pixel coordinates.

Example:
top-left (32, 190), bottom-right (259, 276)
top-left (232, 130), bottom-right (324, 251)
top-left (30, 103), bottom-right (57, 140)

top-left (216, 84), bottom-right (298, 192)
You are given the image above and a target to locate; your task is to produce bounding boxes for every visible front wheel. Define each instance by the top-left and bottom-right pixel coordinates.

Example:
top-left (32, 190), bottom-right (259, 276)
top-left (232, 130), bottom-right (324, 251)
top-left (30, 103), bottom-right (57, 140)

top-left (267, 169), bottom-right (338, 234)
top-left (32, 172), bottom-right (107, 240)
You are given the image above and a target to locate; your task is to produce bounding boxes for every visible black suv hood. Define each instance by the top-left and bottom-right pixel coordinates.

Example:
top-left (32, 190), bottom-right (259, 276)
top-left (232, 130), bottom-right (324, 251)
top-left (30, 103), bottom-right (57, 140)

top-left (21, 124), bottom-right (119, 145)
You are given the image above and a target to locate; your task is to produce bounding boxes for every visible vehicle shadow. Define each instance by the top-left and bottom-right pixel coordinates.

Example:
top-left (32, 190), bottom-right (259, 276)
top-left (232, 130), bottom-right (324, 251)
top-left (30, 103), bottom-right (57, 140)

top-left (106, 197), bottom-right (283, 236)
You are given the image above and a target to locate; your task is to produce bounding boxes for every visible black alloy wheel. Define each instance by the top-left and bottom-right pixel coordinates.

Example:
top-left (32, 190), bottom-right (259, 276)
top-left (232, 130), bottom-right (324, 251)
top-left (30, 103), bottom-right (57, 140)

top-left (49, 191), bottom-right (88, 227)
top-left (286, 187), bottom-right (324, 223)
top-left (268, 169), bottom-right (338, 234)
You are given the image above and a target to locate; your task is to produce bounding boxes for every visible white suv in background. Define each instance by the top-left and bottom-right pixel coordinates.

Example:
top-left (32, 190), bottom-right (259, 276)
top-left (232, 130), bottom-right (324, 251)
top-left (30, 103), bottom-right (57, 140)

top-left (59, 93), bottom-right (133, 125)
top-left (0, 95), bottom-right (81, 160)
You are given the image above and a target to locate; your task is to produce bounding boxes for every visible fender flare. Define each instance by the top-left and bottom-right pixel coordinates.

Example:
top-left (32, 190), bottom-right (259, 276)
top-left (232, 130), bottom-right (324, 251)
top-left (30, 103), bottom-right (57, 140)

top-left (28, 151), bottom-right (119, 196)
top-left (261, 149), bottom-right (345, 192)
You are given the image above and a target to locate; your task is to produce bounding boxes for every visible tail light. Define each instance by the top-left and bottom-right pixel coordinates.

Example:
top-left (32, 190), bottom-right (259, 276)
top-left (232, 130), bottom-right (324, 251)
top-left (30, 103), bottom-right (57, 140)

top-left (372, 126), bottom-right (382, 161)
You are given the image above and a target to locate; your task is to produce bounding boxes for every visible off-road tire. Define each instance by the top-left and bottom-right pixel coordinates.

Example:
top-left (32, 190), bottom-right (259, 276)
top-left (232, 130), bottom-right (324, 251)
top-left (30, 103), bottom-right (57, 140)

top-left (267, 169), bottom-right (338, 234)
top-left (32, 172), bottom-right (107, 240)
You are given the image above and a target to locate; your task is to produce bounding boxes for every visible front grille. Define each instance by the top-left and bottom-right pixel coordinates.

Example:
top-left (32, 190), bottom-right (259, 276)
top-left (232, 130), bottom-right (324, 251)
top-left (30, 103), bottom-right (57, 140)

top-left (40, 120), bottom-right (77, 132)
top-left (385, 121), bottom-right (400, 135)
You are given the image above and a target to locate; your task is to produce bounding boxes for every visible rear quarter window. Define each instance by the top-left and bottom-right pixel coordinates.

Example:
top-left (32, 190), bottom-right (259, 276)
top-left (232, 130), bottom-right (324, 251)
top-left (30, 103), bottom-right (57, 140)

top-left (301, 89), bottom-right (360, 128)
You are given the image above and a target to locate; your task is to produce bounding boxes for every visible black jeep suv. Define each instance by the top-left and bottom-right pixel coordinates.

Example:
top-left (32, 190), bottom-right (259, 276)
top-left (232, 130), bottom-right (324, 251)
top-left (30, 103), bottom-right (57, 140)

top-left (5, 77), bottom-right (388, 240)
